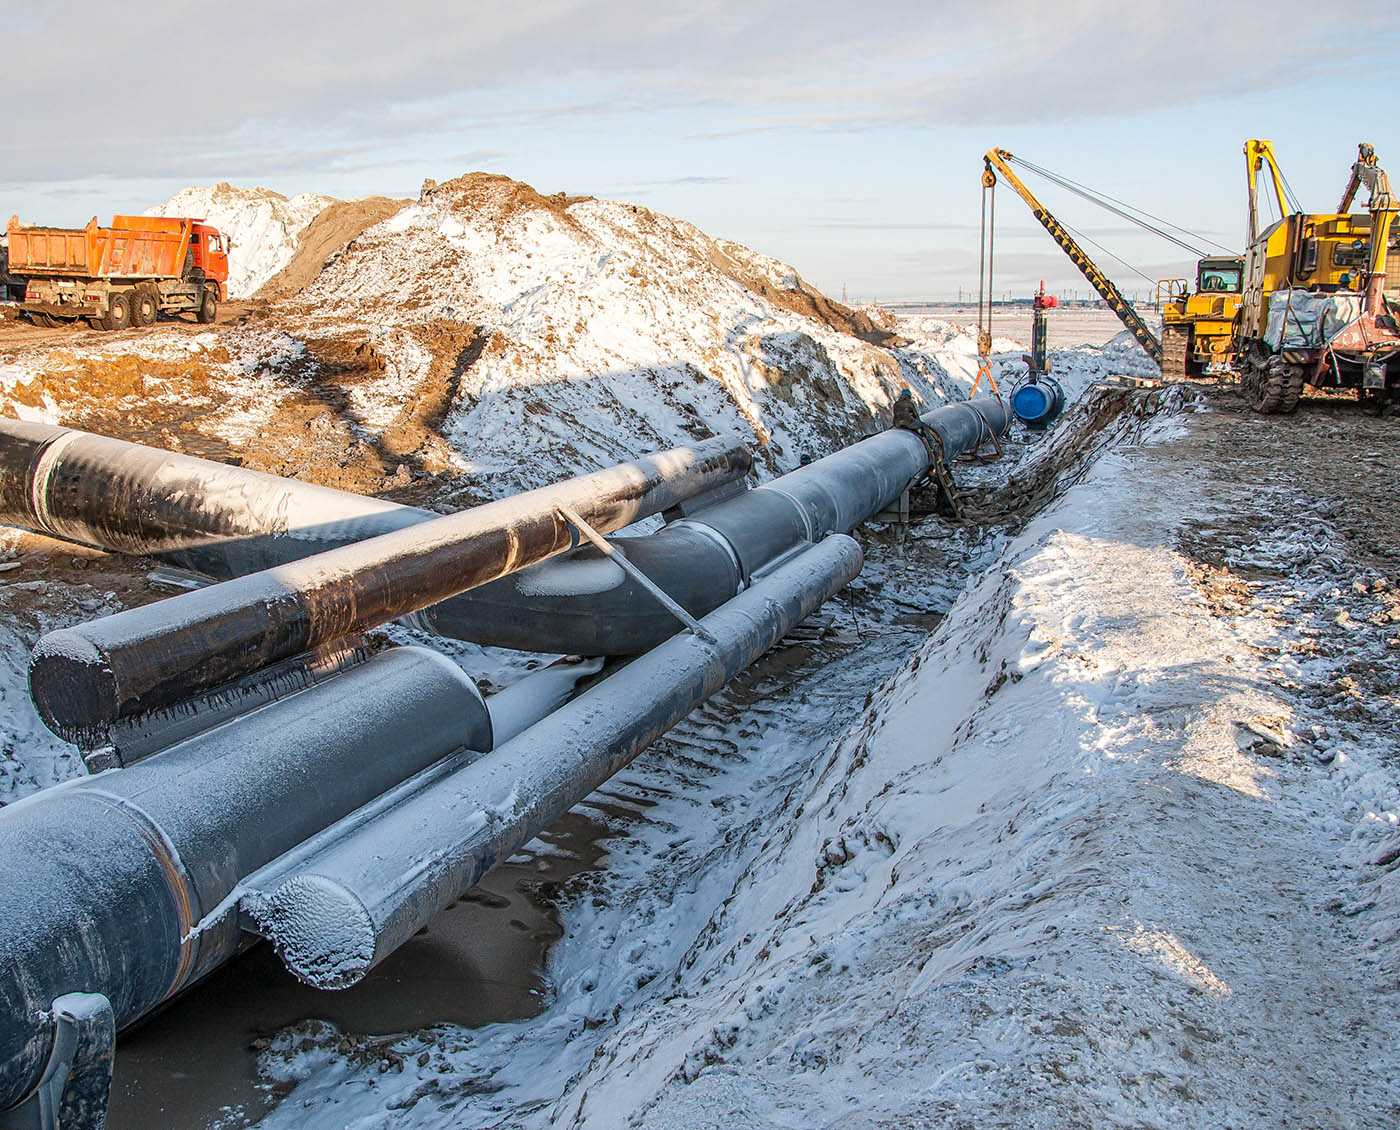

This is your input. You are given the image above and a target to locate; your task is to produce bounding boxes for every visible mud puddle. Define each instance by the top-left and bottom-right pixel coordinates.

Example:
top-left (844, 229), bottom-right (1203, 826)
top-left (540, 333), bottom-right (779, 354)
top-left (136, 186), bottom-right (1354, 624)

top-left (106, 810), bottom-right (611, 1130)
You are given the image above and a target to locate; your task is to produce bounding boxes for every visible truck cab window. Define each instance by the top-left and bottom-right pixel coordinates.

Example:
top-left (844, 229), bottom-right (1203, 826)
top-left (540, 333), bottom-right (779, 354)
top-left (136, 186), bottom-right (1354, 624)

top-left (1200, 268), bottom-right (1242, 293)
top-left (208, 234), bottom-right (223, 253)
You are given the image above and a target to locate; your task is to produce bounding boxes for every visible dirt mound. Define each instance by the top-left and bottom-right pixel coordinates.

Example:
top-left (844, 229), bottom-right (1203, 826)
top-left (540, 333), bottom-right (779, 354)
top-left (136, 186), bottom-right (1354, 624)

top-left (707, 240), bottom-right (907, 349)
top-left (147, 183), bottom-right (337, 298)
top-left (257, 196), bottom-right (409, 299)
top-left (419, 172), bottom-right (592, 232)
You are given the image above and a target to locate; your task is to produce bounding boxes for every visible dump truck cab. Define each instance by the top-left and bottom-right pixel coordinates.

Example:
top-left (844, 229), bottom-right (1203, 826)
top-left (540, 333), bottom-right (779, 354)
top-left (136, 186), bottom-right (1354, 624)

top-left (188, 223), bottom-right (229, 295)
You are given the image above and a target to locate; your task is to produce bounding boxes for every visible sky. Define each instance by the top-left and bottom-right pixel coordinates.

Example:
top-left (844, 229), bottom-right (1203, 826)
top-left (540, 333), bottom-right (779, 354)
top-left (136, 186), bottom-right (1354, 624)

top-left (2, 1), bottom-right (1397, 303)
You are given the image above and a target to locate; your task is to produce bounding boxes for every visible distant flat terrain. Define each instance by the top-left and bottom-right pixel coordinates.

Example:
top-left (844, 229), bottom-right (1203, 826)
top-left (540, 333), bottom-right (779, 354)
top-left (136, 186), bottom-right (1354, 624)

top-left (907, 304), bottom-right (1158, 350)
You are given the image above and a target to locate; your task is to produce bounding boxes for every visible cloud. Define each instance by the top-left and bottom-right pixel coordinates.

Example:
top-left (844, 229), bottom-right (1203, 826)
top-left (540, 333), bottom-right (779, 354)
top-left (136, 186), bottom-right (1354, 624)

top-left (6, 0), bottom-right (1393, 188)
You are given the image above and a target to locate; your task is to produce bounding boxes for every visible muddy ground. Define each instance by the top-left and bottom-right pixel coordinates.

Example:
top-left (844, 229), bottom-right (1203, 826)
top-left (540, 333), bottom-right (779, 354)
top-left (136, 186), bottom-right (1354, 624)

top-left (1170, 385), bottom-right (1400, 767)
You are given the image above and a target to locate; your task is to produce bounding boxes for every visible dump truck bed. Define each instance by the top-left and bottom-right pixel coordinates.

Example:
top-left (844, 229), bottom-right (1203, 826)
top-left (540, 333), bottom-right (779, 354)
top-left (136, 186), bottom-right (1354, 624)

top-left (6, 215), bottom-right (192, 280)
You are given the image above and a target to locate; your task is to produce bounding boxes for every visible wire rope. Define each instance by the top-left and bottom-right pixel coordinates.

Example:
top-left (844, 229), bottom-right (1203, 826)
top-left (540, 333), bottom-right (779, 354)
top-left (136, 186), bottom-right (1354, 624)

top-left (1009, 154), bottom-right (1236, 256)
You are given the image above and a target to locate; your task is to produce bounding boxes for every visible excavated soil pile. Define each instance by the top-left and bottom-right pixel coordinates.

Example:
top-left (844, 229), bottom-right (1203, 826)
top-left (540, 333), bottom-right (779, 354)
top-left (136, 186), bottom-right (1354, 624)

top-left (257, 196), bottom-right (409, 299)
top-left (707, 240), bottom-right (907, 349)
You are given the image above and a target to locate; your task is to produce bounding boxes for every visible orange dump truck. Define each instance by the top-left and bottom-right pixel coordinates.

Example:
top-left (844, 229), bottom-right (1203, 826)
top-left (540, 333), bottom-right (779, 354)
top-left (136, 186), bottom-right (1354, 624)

top-left (5, 214), bottom-right (230, 329)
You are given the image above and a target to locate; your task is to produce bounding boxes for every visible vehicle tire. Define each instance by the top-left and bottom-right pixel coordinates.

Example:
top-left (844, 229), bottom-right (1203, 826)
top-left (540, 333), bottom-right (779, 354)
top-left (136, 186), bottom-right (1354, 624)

top-left (132, 287), bottom-right (158, 327)
top-left (1243, 355), bottom-right (1302, 415)
top-left (29, 312), bottom-right (57, 328)
top-left (196, 285), bottom-right (217, 324)
top-left (104, 291), bottom-right (132, 332)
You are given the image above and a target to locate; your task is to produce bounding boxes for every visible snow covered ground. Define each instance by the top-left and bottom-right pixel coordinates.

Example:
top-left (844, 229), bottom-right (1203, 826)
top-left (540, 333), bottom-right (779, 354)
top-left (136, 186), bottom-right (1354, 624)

top-left (236, 374), bottom-right (1399, 1129)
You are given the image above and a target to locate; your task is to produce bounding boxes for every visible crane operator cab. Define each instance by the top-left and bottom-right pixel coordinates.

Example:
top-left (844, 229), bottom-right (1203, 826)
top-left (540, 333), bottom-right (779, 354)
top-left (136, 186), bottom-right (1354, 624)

top-left (1198, 258), bottom-right (1243, 293)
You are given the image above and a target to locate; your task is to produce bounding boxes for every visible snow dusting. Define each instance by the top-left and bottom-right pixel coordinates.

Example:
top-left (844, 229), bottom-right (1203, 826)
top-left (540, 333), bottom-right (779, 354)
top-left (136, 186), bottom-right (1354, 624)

top-left (145, 183), bottom-right (337, 299)
top-left (0, 171), bottom-right (1395, 1129)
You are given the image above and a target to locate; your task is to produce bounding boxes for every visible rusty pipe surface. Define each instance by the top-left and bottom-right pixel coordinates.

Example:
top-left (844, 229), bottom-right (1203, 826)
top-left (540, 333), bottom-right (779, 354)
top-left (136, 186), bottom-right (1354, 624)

top-left (28, 436), bottom-right (751, 745)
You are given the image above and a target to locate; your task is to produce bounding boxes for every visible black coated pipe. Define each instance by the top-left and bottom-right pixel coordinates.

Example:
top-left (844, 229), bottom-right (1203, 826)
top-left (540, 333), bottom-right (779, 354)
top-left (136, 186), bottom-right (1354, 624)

top-left (0, 645), bottom-right (491, 1113)
top-left (2, 402), bottom-right (1004, 665)
top-left (27, 438), bottom-right (751, 746)
top-left (242, 535), bottom-right (864, 988)
top-left (428, 398), bottom-right (1010, 654)
top-left (0, 419), bottom-right (427, 573)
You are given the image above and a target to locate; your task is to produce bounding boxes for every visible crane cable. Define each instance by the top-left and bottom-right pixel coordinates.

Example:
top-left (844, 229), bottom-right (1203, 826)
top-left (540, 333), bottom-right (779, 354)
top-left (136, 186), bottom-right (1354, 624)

top-left (1008, 154), bottom-right (1235, 257)
top-left (971, 171), bottom-right (1001, 400)
top-left (1056, 215), bottom-right (1158, 288)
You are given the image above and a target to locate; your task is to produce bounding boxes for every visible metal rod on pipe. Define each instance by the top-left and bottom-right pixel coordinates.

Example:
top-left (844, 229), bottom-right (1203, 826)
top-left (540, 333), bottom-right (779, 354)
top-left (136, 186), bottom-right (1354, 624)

top-left (554, 502), bottom-right (715, 642)
top-left (27, 437), bottom-right (752, 746)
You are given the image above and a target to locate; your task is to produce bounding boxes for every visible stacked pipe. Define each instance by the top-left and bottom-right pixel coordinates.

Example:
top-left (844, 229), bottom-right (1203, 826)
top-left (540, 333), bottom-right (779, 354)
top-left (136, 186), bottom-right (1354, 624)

top-left (0, 398), bottom-right (1008, 1126)
top-left (16, 432), bottom-right (752, 756)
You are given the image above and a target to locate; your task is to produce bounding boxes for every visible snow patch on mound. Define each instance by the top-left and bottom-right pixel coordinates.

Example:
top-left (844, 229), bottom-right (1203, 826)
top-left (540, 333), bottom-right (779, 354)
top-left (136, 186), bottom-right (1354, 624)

top-left (274, 173), bottom-right (965, 488)
top-left (146, 183), bottom-right (337, 299)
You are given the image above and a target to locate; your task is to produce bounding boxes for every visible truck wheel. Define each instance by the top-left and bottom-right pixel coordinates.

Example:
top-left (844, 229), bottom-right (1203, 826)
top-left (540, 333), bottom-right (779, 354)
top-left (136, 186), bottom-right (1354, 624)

top-left (102, 292), bottom-right (132, 331)
top-left (1242, 357), bottom-right (1302, 415)
top-left (132, 288), bottom-right (158, 327)
top-left (29, 312), bottom-right (57, 328)
top-left (196, 286), bottom-right (217, 324)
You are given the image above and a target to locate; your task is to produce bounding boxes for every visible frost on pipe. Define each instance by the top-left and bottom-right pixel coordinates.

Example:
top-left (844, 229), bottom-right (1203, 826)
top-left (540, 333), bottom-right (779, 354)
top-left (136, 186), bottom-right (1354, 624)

top-left (27, 436), bottom-right (751, 746)
top-left (0, 418), bottom-right (427, 573)
top-left (427, 398), bottom-right (1011, 655)
top-left (0, 646), bottom-right (490, 1115)
top-left (241, 534), bottom-right (864, 989)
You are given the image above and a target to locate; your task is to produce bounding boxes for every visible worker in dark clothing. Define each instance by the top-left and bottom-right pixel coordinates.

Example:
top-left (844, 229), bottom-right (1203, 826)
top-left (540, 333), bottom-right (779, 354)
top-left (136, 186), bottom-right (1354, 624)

top-left (891, 387), bottom-right (943, 459)
top-left (891, 387), bottom-right (922, 430)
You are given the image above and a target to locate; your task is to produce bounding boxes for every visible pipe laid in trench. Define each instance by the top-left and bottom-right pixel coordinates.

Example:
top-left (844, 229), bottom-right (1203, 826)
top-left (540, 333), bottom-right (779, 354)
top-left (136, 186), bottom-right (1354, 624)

top-left (427, 398), bottom-right (1010, 654)
top-left (241, 534), bottom-right (864, 988)
top-left (0, 399), bottom-right (983, 1120)
top-left (26, 436), bottom-right (751, 747)
top-left (0, 645), bottom-right (494, 1113)
top-left (0, 419), bottom-right (428, 573)
top-left (4, 402), bottom-right (1003, 669)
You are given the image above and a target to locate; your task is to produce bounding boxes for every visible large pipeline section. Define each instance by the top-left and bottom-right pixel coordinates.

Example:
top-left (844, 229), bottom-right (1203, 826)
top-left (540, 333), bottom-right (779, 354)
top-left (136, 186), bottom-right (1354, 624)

top-left (0, 420), bottom-right (428, 573)
top-left (241, 536), bottom-right (862, 986)
top-left (22, 436), bottom-right (750, 747)
top-left (0, 645), bottom-right (493, 1112)
top-left (430, 399), bottom-right (1008, 653)
top-left (16, 402), bottom-right (1004, 748)
top-left (0, 398), bottom-right (1010, 1126)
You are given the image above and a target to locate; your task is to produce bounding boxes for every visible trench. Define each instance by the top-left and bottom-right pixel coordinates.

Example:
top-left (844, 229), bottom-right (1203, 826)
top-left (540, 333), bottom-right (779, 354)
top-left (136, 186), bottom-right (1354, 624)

top-left (96, 382), bottom-right (1163, 1129)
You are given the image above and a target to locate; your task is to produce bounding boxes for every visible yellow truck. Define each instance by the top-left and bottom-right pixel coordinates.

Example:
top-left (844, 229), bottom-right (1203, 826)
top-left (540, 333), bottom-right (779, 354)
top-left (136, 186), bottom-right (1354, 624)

top-left (979, 148), bottom-right (1241, 382)
top-left (1235, 140), bottom-right (1400, 413)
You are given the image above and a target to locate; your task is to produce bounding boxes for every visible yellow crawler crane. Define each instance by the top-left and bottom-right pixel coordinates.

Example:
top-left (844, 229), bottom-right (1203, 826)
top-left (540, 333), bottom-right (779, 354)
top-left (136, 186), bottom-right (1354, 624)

top-left (1236, 140), bottom-right (1400, 413)
top-left (979, 148), bottom-right (1244, 383)
top-left (978, 149), bottom-right (1163, 376)
top-left (1159, 255), bottom-right (1243, 379)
